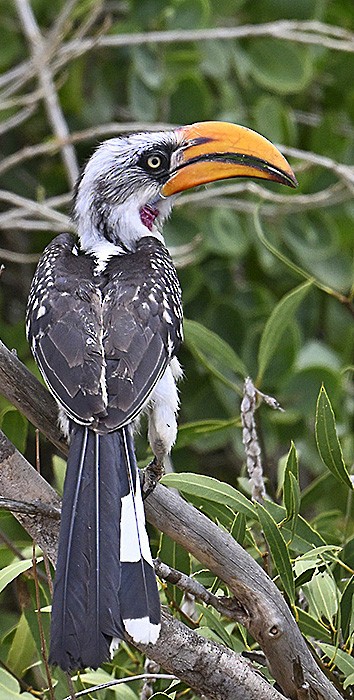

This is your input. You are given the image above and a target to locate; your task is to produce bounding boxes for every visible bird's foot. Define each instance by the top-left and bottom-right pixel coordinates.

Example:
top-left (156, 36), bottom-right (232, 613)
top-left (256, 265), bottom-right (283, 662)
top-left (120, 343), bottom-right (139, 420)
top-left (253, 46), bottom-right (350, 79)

top-left (142, 457), bottom-right (165, 499)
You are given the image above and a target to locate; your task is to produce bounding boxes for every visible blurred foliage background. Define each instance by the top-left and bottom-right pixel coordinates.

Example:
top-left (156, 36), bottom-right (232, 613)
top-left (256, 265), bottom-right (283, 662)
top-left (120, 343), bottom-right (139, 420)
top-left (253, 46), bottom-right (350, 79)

top-left (0, 0), bottom-right (353, 698)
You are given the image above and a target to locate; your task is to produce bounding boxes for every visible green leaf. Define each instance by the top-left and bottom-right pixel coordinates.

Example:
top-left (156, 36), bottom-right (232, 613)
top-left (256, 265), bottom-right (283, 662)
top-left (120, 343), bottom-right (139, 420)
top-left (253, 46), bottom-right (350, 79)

top-left (256, 502), bottom-right (295, 604)
top-left (315, 385), bottom-right (353, 489)
top-left (317, 643), bottom-right (354, 681)
top-left (284, 472), bottom-right (300, 540)
top-left (0, 668), bottom-right (34, 699)
top-left (230, 512), bottom-right (246, 545)
top-left (161, 473), bottom-right (256, 519)
top-left (196, 603), bottom-right (233, 648)
top-left (170, 74), bottom-right (212, 123)
top-left (284, 441), bottom-right (299, 480)
top-left (184, 318), bottom-right (247, 390)
top-left (249, 39), bottom-right (313, 94)
top-left (52, 454), bottom-right (66, 496)
top-left (283, 442), bottom-right (300, 533)
top-left (340, 575), bottom-right (354, 642)
top-left (296, 608), bottom-right (332, 643)
top-left (264, 501), bottom-right (326, 552)
top-left (297, 545), bottom-right (341, 563)
top-left (167, 0), bottom-right (210, 29)
top-left (128, 73), bottom-right (157, 121)
top-left (257, 281), bottom-right (312, 383)
top-left (254, 94), bottom-right (296, 144)
top-left (344, 674), bottom-right (354, 690)
top-left (205, 209), bottom-right (249, 258)
top-left (158, 534), bottom-right (190, 606)
top-left (0, 558), bottom-right (42, 595)
top-left (0, 406), bottom-right (28, 454)
top-left (6, 613), bottom-right (36, 677)
top-left (176, 418), bottom-right (239, 449)
top-left (133, 47), bottom-right (163, 90)
top-left (303, 572), bottom-right (339, 621)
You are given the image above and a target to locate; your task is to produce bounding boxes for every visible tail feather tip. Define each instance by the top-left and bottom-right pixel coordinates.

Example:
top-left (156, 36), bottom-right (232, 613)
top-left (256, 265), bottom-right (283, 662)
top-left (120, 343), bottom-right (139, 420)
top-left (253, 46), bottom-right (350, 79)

top-left (124, 617), bottom-right (161, 645)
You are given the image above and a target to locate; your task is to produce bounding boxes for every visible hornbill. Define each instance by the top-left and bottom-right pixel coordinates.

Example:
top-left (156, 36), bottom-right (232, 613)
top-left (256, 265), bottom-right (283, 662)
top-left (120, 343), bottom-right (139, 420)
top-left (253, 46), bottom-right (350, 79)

top-left (26, 121), bottom-right (297, 671)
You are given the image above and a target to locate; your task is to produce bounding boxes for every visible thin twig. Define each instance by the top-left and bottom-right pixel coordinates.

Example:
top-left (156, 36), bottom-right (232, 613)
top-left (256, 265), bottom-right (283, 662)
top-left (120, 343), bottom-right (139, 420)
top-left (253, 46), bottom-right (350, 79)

top-left (154, 558), bottom-right (249, 624)
top-left (51, 21), bottom-right (354, 61)
top-left (1, 19), bottom-right (353, 102)
top-left (62, 674), bottom-right (177, 700)
top-left (15, 0), bottom-right (79, 187)
top-left (0, 105), bottom-right (36, 135)
top-left (35, 430), bottom-right (54, 597)
top-left (0, 528), bottom-right (29, 562)
top-left (32, 429), bottom-right (55, 699)
top-left (0, 189), bottom-right (72, 226)
top-left (32, 549), bottom-right (55, 700)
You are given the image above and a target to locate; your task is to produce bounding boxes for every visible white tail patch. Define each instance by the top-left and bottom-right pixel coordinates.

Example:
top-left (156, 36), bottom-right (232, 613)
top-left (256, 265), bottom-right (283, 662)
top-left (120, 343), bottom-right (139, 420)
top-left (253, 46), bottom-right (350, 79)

top-left (120, 477), bottom-right (152, 565)
top-left (124, 616), bottom-right (161, 645)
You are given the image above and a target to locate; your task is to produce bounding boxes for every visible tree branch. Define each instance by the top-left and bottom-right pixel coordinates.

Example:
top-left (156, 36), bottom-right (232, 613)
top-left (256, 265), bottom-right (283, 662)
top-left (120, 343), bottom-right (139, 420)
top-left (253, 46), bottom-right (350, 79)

top-left (0, 340), bottom-right (343, 700)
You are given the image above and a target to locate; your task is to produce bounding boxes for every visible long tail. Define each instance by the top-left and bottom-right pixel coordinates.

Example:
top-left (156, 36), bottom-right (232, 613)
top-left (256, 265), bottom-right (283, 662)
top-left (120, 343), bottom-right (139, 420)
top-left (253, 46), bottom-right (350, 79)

top-left (49, 424), bottom-right (160, 671)
top-left (118, 426), bottom-right (160, 645)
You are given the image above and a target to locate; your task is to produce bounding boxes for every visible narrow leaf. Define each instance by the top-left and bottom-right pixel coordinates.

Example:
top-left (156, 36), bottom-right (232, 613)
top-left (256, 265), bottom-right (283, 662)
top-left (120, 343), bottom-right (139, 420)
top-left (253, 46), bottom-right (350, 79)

top-left (184, 318), bottom-right (247, 390)
top-left (340, 575), bottom-right (354, 642)
top-left (230, 512), bottom-right (246, 545)
top-left (317, 643), bottom-right (354, 680)
top-left (297, 545), bottom-right (341, 562)
top-left (283, 442), bottom-right (300, 533)
top-left (257, 280), bottom-right (312, 383)
top-left (196, 603), bottom-right (233, 648)
top-left (0, 558), bottom-right (42, 595)
top-left (176, 417), bottom-right (239, 449)
top-left (284, 472), bottom-right (300, 540)
top-left (303, 572), bottom-right (339, 621)
top-left (284, 441), bottom-right (299, 480)
top-left (315, 385), bottom-right (353, 489)
top-left (296, 608), bottom-right (332, 642)
top-left (161, 473), bottom-right (256, 519)
top-left (6, 613), bottom-right (36, 676)
top-left (263, 500), bottom-right (325, 551)
top-left (256, 502), bottom-right (295, 603)
top-left (158, 534), bottom-right (190, 606)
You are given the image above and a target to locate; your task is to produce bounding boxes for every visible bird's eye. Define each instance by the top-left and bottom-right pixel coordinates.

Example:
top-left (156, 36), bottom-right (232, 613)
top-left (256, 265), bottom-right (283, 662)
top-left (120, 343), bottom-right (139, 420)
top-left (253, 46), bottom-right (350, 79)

top-left (138, 149), bottom-right (170, 177)
top-left (147, 155), bottom-right (162, 169)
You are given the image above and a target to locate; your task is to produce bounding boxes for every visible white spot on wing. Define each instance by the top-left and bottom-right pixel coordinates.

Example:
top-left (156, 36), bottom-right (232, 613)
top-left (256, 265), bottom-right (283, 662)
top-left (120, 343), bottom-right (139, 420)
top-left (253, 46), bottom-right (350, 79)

top-left (163, 309), bottom-right (173, 324)
top-left (37, 304), bottom-right (47, 321)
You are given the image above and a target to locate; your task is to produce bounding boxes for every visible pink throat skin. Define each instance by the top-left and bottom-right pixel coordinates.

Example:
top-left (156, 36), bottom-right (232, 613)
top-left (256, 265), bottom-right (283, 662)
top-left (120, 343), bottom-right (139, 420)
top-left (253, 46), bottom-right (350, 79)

top-left (140, 204), bottom-right (159, 231)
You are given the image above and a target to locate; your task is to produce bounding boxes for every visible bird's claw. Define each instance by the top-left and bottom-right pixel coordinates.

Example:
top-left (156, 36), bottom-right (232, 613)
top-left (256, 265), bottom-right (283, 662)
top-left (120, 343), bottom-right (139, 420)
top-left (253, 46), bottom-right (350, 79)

top-left (142, 457), bottom-right (165, 500)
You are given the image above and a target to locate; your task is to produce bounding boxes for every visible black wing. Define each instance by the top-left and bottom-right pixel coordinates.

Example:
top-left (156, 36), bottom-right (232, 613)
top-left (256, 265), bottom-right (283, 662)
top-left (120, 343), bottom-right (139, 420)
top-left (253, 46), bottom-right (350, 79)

top-left (26, 233), bottom-right (183, 432)
top-left (100, 236), bottom-right (183, 431)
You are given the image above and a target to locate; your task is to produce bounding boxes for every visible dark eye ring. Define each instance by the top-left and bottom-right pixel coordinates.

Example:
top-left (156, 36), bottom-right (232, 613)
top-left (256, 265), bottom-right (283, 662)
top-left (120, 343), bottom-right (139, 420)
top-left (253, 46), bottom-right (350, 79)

top-left (139, 149), bottom-right (170, 175)
top-left (147, 155), bottom-right (162, 169)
